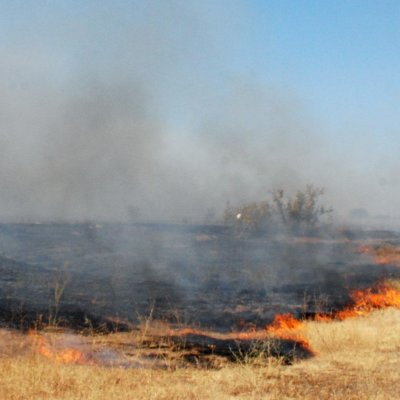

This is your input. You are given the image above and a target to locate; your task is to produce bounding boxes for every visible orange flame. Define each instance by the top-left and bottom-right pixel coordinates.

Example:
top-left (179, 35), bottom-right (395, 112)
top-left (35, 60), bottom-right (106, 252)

top-left (356, 245), bottom-right (371, 255)
top-left (316, 282), bottom-right (400, 321)
top-left (166, 326), bottom-right (270, 341)
top-left (264, 282), bottom-right (400, 355)
top-left (29, 331), bottom-right (87, 365)
top-left (357, 244), bottom-right (400, 266)
top-left (335, 282), bottom-right (400, 319)
top-left (265, 313), bottom-right (311, 350)
top-left (160, 282), bottom-right (400, 354)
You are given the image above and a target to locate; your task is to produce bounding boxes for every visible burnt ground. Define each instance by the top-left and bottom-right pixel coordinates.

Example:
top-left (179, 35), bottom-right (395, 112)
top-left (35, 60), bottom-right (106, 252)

top-left (0, 222), bottom-right (399, 332)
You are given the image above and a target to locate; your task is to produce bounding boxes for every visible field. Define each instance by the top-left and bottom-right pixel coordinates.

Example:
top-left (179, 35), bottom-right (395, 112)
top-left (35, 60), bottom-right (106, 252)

top-left (0, 308), bottom-right (399, 399)
top-left (1, 222), bottom-right (399, 330)
top-left (0, 222), bottom-right (400, 398)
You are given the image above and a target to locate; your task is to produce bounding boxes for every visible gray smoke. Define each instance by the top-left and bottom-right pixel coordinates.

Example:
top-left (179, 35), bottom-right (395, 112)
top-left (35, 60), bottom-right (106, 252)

top-left (0, 1), bottom-right (394, 223)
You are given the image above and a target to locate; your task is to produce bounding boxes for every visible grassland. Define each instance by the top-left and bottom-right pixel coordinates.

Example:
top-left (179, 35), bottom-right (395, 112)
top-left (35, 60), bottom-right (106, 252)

top-left (0, 307), bottom-right (399, 400)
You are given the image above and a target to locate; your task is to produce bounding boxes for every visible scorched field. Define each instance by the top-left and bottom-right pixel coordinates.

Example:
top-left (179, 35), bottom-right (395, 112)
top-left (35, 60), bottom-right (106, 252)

top-left (0, 222), bottom-right (399, 399)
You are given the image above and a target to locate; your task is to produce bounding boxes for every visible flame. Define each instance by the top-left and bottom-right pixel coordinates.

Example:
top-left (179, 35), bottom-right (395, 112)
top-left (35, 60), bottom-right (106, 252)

top-left (168, 316), bottom-right (315, 353)
top-left (267, 313), bottom-right (303, 331)
top-left (335, 282), bottom-right (400, 319)
top-left (263, 282), bottom-right (400, 355)
top-left (160, 282), bottom-right (400, 354)
top-left (265, 313), bottom-right (311, 350)
top-left (315, 282), bottom-right (400, 321)
top-left (356, 245), bottom-right (371, 255)
top-left (29, 331), bottom-right (87, 365)
top-left (166, 326), bottom-right (270, 341)
top-left (357, 244), bottom-right (400, 266)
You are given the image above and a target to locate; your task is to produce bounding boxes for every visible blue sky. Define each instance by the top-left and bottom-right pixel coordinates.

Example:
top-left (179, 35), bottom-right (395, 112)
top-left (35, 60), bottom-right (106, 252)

top-left (1, 1), bottom-right (399, 220)
top-left (2, 1), bottom-right (398, 136)
top-left (252, 1), bottom-right (400, 142)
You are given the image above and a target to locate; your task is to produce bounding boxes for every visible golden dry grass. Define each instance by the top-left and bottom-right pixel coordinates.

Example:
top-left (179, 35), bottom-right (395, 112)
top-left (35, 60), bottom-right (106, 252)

top-left (0, 308), bottom-right (400, 399)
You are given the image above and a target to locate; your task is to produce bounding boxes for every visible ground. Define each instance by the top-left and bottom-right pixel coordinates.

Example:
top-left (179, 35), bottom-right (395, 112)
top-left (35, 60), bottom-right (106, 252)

top-left (1, 223), bottom-right (400, 398)
top-left (0, 308), bottom-right (399, 399)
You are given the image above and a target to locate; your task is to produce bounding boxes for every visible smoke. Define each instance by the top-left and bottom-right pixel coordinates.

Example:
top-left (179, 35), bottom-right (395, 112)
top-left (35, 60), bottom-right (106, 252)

top-left (0, 1), bottom-right (394, 223)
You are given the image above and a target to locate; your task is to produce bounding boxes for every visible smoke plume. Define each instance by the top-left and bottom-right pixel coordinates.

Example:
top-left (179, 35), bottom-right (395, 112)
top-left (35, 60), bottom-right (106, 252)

top-left (0, 1), bottom-right (395, 223)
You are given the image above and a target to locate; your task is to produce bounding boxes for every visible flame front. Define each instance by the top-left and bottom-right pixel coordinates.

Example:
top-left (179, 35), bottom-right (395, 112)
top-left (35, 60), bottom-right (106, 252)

top-left (29, 331), bottom-right (87, 365)
top-left (357, 244), bottom-right (400, 266)
top-left (334, 282), bottom-right (400, 319)
top-left (264, 281), bottom-right (400, 354)
top-left (162, 282), bottom-right (400, 356)
top-left (265, 313), bottom-right (311, 350)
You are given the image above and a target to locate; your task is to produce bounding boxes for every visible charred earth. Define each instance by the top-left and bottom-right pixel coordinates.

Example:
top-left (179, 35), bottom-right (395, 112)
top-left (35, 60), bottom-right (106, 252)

top-left (0, 222), bottom-right (399, 333)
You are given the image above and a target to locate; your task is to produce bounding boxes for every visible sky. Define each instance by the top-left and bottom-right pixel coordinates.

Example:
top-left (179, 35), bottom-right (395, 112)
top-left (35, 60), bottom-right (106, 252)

top-left (0, 1), bottom-right (399, 222)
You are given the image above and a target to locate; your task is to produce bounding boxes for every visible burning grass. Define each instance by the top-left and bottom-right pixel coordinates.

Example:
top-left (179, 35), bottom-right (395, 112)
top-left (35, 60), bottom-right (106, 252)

top-left (11, 280), bottom-right (400, 371)
top-left (357, 243), bottom-right (400, 266)
top-left (29, 330), bottom-right (88, 365)
top-left (0, 279), bottom-right (399, 399)
top-left (313, 280), bottom-right (400, 320)
top-left (1, 226), bottom-right (400, 398)
top-left (0, 308), bottom-right (399, 399)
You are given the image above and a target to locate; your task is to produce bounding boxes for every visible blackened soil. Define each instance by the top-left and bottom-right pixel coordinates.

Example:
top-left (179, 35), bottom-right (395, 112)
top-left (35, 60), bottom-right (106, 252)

top-left (0, 222), bottom-right (399, 331)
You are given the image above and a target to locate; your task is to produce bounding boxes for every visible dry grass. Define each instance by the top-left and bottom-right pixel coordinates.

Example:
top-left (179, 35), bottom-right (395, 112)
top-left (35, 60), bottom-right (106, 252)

top-left (0, 308), bottom-right (399, 399)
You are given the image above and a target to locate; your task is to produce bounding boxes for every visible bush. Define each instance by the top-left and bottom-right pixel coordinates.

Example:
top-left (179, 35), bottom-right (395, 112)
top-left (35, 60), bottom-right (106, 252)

top-left (224, 200), bottom-right (271, 237)
top-left (224, 185), bottom-right (332, 236)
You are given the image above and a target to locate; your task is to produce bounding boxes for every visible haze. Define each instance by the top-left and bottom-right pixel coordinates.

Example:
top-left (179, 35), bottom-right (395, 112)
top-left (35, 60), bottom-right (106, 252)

top-left (1, 1), bottom-right (399, 223)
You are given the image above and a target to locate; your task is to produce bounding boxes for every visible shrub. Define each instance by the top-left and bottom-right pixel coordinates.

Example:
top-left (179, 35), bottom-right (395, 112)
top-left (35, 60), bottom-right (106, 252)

top-left (224, 185), bottom-right (332, 236)
top-left (224, 200), bottom-right (271, 237)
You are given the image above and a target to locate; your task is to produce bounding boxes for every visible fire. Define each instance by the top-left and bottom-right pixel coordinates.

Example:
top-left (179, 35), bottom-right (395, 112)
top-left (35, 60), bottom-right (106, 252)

top-left (356, 245), bottom-right (371, 255)
top-left (315, 282), bottom-right (400, 321)
top-left (263, 282), bottom-right (400, 355)
top-left (166, 325), bottom-right (270, 341)
top-left (29, 331), bottom-right (87, 365)
top-left (161, 281), bottom-right (400, 355)
top-left (335, 282), bottom-right (400, 319)
top-left (267, 313), bottom-right (303, 331)
top-left (357, 244), bottom-right (400, 266)
top-left (265, 313), bottom-right (311, 350)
